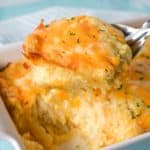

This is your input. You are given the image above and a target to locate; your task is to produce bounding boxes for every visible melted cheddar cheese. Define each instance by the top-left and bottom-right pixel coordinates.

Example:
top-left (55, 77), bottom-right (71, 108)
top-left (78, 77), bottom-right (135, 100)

top-left (0, 16), bottom-right (149, 150)
top-left (23, 16), bottom-right (131, 84)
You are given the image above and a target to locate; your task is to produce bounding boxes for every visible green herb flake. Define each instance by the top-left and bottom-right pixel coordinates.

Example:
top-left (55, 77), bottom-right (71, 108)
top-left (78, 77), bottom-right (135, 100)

top-left (98, 29), bottom-right (105, 32)
top-left (71, 17), bottom-right (75, 20)
top-left (141, 54), bottom-right (150, 59)
top-left (92, 35), bottom-right (96, 38)
top-left (135, 113), bottom-right (141, 118)
top-left (136, 103), bottom-right (140, 107)
top-left (131, 110), bottom-right (135, 119)
top-left (139, 77), bottom-right (144, 80)
top-left (137, 63), bottom-right (143, 67)
top-left (45, 24), bottom-right (49, 28)
top-left (135, 70), bottom-right (142, 74)
top-left (117, 84), bottom-right (123, 90)
top-left (69, 32), bottom-right (76, 36)
top-left (145, 56), bottom-right (150, 59)
top-left (77, 38), bottom-right (80, 43)
top-left (105, 68), bottom-right (108, 72)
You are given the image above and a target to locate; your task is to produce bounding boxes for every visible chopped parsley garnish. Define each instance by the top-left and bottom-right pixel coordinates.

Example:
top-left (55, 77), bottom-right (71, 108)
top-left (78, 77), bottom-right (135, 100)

top-left (145, 56), bottom-right (150, 59)
top-left (139, 77), bottom-right (144, 80)
top-left (130, 110), bottom-right (135, 119)
top-left (117, 84), bottom-right (123, 90)
top-left (92, 35), bottom-right (96, 38)
top-left (130, 110), bottom-right (141, 119)
top-left (71, 17), bottom-right (75, 20)
top-left (77, 38), bottom-right (80, 43)
top-left (135, 70), bottom-right (142, 74)
top-left (45, 24), bottom-right (49, 28)
top-left (141, 54), bottom-right (150, 59)
top-left (137, 63), bottom-right (143, 67)
top-left (105, 68), bottom-right (108, 72)
top-left (62, 40), bottom-right (65, 43)
top-left (135, 114), bottom-right (141, 118)
top-left (69, 32), bottom-right (76, 36)
top-left (98, 29), bottom-right (105, 32)
top-left (136, 103), bottom-right (140, 107)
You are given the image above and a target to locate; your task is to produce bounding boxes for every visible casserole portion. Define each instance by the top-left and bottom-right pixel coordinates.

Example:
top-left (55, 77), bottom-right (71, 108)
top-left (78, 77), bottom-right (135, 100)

top-left (0, 16), bottom-right (149, 150)
top-left (23, 16), bottom-right (131, 88)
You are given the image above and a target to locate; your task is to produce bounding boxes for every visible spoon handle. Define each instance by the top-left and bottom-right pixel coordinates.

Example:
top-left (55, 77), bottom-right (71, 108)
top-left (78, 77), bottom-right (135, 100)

top-left (112, 21), bottom-right (150, 58)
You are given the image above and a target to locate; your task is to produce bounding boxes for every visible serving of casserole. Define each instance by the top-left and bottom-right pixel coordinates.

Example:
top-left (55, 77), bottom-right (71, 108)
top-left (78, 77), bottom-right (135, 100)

top-left (0, 16), bottom-right (149, 150)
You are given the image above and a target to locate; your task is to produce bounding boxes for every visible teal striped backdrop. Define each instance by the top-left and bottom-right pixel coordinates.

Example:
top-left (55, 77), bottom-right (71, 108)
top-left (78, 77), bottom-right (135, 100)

top-left (0, 0), bottom-right (150, 20)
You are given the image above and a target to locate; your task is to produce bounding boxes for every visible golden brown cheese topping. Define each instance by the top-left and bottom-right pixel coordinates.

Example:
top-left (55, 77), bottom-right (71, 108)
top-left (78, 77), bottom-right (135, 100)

top-left (23, 16), bottom-right (131, 83)
top-left (0, 16), bottom-right (149, 150)
top-left (125, 37), bottom-right (150, 131)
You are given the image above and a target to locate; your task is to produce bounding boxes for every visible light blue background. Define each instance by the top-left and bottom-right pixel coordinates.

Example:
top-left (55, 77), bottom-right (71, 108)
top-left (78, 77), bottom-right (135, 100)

top-left (0, 0), bottom-right (150, 45)
top-left (0, 140), bottom-right (14, 150)
top-left (0, 0), bottom-right (150, 20)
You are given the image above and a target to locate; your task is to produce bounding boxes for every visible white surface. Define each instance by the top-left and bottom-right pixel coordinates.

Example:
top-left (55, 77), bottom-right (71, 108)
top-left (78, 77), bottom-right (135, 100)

top-left (0, 42), bottom-right (22, 67)
top-left (0, 97), bottom-right (25, 150)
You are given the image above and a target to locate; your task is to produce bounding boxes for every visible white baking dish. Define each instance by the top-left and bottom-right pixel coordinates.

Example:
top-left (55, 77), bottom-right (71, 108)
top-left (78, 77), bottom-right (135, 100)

top-left (0, 18), bottom-right (150, 150)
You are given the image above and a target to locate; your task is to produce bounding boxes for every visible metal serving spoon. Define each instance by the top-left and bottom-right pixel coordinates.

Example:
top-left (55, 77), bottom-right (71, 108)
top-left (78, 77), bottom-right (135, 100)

top-left (112, 20), bottom-right (150, 57)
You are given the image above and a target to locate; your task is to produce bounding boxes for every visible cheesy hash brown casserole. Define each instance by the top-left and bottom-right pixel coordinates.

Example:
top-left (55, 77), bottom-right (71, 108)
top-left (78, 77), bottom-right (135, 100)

top-left (0, 16), bottom-right (149, 150)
